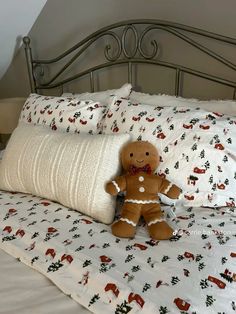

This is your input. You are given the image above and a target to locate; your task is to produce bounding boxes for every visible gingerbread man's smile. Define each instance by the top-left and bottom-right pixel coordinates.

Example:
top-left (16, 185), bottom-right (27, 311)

top-left (136, 160), bottom-right (144, 163)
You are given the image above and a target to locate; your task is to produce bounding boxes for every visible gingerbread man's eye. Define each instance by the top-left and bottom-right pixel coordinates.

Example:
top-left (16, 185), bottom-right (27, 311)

top-left (146, 152), bottom-right (149, 156)
top-left (130, 153), bottom-right (133, 157)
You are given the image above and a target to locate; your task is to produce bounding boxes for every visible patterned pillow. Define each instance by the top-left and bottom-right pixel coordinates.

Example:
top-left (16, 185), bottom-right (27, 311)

top-left (19, 93), bottom-right (107, 134)
top-left (130, 91), bottom-right (236, 116)
top-left (102, 97), bottom-right (236, 207)
top-left (62, 83), bottom-right (132, 104)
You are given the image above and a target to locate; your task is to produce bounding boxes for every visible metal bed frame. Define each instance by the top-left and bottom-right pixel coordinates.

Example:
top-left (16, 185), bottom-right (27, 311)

top-left (23, 19), bottom-right (236, 98)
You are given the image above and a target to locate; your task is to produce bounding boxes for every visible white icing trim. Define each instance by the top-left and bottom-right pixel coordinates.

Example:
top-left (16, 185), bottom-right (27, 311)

top-left (125, 199), bottom-right (159, 204)
top-left (164, 183), bottom-right (173, 194)
top-left (112, 180), bottom-right (120, 193)
top-left (148, 218), bottom-right (165, 226)
top-left (120, 218), bottom-right (136, 227)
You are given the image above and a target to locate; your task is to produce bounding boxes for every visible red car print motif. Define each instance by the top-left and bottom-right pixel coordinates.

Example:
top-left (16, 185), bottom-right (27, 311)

top-left (183, 124), bottom-right (193, 129)
top-left (184, 194), bottom-right (195, 201)
top-left (156, 132), bottom-right (166, 139)
top-left (104, 283), bottom-right (120, 297)
top-left (68, 117), bottom-right (76, 123)
top-left (146, 117), bottom-right (155, 122)
top-left (112, 127), bottom-right (119, 133)
top-left (208, 276), bottom-right (226, 289)
top-left (184, 252), bottom-right (195, 260)
top-left (193, 167), bottom-right (206, 174)
top-left (47, 227), bottom-right (58, 233)
top-left (199, 124), bottom-right (210, 130)
top-left (214, 143), bottom-right (224, 150)
top-left (132, 116), bottom-right (141, 121)
top-left (45, 248), bottom-right (56, 259)
top-left (41, 201), bottom-right (50, 206)
top-left (100, 255), bottom-right (112, 263)
top-left (174, 298), bottom-right (191, 311)
top-left (128, 293), bottom-right (145, 308)
top-left (213, 112), bottom-right (224, 117)
top-left (226, 201), bottom-right (235, 207)
top-left (61, 254), bottom-right (73, 264)
top-left (80, 119), bottom-right (87, 125)
top-left (217, 183), bottom-right (225, 190)
top-left (3, 226), bottom-right (12, 234)
top-left (133, 243), bottom-right (148, 251)
top-left (16, 229), bottom-right (25, 238)
top-left (80, 218), bottom-right (92, 224)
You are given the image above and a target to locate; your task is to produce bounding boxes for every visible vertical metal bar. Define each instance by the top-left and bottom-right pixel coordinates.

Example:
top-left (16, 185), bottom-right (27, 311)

top-left (23, 36), bottom-right (36, 93)
top-left (175, 68), bottom-right (182, 96)
top-left (233, 88), bottom-right (236, 100)
top-left (128, 62), bottom-right (132, 84)
top-left (90, 71), bottom-right (94, 92)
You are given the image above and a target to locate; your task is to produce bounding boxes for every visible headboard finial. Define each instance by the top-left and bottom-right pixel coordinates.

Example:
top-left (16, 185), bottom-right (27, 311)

top-left (23, 36), bottom-right (31, 46)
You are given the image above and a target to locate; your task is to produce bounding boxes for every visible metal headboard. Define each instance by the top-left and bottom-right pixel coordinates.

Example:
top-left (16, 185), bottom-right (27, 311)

top-left (23, 19), bottom-right (236, 98)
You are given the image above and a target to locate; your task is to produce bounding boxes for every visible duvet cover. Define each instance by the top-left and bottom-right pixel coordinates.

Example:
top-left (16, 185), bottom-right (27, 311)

top-left (0, 190), bottom-right (235, 314)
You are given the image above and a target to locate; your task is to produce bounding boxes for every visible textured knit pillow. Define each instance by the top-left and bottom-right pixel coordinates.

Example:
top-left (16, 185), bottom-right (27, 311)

top-left (102, 97), bottom-right (236, 207)
top-left (0, 123), bottom-right (130, 224)
top-left (19, 94), bottom-right (107, 134)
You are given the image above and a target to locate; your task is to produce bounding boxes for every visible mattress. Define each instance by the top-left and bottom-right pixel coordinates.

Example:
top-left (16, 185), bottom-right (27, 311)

top-left (0, 190), bottom-right (235, 313)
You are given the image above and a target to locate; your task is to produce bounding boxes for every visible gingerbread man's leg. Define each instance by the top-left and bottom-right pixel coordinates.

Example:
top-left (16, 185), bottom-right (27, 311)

top-left (112, 203), bottom-right (141, 238)
top-left (142, 203), bottom-right (174, 240)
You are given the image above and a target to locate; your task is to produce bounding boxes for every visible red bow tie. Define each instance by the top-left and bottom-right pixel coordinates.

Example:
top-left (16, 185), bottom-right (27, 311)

top-left (129, 164), bottom-right (152, 175)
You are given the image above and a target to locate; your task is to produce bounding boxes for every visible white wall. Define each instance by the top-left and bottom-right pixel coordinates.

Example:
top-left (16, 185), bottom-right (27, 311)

top-left (0, 0), bottom-right (47, 79)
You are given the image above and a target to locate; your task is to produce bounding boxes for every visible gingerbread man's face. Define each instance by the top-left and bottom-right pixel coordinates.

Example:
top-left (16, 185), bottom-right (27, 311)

top-left (121, 141), bottom-right (159, 172)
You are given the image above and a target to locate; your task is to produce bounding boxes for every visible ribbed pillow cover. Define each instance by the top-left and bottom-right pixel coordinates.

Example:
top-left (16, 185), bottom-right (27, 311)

top-left (0, 123), bottom-right (130, 224)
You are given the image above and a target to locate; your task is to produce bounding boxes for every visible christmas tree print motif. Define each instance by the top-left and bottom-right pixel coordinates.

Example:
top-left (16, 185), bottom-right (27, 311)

top-left (171, 276), bottom-right (180, 285)
top-left (47, 260), bottom-right (63, 272)
top-left (200, 278), bottom-right (209, 289)
top-left (199, 149), bottom-right (205, 159)
top-left (198, 262), bottom-right (206, 271)
top-left (83, 259), bottom-right (92, 268)
top-left (221, 257), bottom-right (227, 265)
top-left (142, 283), bottom-right (151, 293)
top-left (159, 306), bottom-right (169, 314)
top-left (115, 300), bottom-right (132, 314)
top-left (205, 295), bottom-right (215, 307)
top-left (125, 254), bottom-right (134, 263)
top-left (88, 294), bottom-right (100, 307)
top-left (131, 265), bottom-right (141, 272)
top-left (161, 255), bottom-right (170, 263)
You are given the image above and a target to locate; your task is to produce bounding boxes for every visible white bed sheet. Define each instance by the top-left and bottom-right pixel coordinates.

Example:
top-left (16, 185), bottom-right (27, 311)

top-left (0, 249), bottom-right (91, 314)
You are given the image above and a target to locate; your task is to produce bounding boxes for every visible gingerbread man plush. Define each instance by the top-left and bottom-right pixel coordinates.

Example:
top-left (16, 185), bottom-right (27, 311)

top-left (105, 141), bottom-right (181, 240)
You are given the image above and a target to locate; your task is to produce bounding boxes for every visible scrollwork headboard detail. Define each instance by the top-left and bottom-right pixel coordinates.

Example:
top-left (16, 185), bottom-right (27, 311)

top-left (23, 19), bottom-right (236, 98)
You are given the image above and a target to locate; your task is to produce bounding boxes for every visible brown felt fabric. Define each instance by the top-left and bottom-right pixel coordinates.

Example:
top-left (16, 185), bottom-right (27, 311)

top-left (105, 141), bottom-right (181, 240)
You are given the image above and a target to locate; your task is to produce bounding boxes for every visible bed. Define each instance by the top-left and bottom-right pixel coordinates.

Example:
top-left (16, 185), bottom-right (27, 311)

top-left (0, 20), bottom-right (236, 314)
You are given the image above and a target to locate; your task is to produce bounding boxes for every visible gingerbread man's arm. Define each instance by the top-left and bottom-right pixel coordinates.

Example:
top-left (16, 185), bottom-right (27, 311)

top-left (159, 178), bottom-right (181, 199)
top-left (105, 176), bottom-right (127, 196)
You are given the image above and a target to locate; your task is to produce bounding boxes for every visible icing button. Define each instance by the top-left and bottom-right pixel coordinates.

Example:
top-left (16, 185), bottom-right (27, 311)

top-left (139, 187), bottom-right (145, 193)
top-left (139, 176), bottom-right (144, 182)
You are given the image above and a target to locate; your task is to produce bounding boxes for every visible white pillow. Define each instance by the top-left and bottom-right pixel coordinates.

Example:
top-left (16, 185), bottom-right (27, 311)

top-left (20, 93), bottom-right (107, 135)
top-left (0, 123), bottom-right (130, 224)
top-left (130, 91), bottom-right (236, 116)
top-left (103, 97), bottom-right (236, 208)
top-left (62, 83), bottom-right (132, 104)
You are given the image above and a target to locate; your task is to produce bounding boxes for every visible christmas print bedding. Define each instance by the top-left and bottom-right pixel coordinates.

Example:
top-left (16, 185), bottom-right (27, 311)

top-left (0, 190), bottom-right (235, 313)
